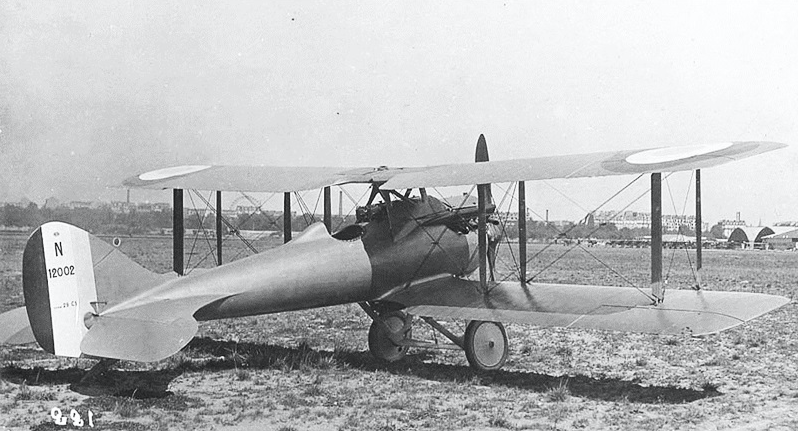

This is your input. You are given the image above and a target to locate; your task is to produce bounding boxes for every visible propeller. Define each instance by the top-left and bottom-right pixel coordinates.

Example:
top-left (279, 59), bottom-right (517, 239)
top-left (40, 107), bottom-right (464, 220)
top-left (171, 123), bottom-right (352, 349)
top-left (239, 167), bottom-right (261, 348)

top-left (475, 134), bottom-right (497, 289)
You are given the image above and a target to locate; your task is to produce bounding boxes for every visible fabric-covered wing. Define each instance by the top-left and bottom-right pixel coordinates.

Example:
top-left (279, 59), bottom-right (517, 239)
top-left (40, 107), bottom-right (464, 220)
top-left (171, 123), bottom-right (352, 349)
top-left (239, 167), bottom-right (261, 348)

top-left (124, 165), bottom-right (355, 193)
top-left (379, 276), bottom-right (790, 336)
top-left (122, 165), bottom-right (419, 193)
top-left (124, 141), bottom-right (785, 192)
top-left (381, 141), bottom-right (785, 189)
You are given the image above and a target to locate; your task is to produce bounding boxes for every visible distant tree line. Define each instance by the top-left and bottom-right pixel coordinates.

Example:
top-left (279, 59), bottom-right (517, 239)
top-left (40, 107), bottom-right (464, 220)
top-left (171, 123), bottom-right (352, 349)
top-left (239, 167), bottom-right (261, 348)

top-left (1, 203), bottom-right (357, 236)
top-left (500, 220), bottom-right (651, 241)
top-left (187, 212), bottom-right (357, 235)
top-left (500, 219), bottom-right (725, 241)
top-left (2, 203), bottom-right (727, 239)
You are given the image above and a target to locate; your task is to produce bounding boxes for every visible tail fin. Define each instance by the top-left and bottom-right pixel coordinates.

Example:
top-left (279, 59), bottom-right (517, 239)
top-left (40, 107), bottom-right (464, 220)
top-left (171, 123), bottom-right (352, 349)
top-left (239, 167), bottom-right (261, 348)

top-left (23, 222), bottom-right (167, 357)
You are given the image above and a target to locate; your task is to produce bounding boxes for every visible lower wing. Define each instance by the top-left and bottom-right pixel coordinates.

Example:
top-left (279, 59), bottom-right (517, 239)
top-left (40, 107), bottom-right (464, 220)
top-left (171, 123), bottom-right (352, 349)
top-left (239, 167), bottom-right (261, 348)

top-left (379, 276), bottom-right (790, 336)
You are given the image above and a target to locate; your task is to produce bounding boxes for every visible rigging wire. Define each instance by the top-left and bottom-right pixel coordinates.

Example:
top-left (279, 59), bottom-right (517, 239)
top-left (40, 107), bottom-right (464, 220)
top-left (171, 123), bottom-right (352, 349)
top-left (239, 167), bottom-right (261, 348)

top-left (513, 173), bottom-right (646, 282)
top-left (225, 192), bottom-right (281, 262)
top-left (429, 185), bottom-right (480, 271)
top-left (312, 189), bottom-right (322, 221)
top-left (184, 190), bottom-right (218, 272)
top-left (294, 191), bottom-right (316, 227)
top-left (401, 195), bottom-right (476, 281)
top-left (663, 172), bottom-right (699, 287)
top-left (518, 174), bottom-right (673, 302)
top-left (190, 191), bottom-right (260, 261)
top-left (541, 180), bottom-right (591, 215)
top-left (334, 185), bottom-right (371, 231)
top-left (490, 182), bottom-right (521, 277)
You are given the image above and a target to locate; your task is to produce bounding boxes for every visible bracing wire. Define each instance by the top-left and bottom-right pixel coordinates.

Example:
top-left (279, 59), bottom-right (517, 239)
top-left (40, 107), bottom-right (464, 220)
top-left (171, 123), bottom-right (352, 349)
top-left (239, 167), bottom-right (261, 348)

top-left (517, 173), bottom-right (671, 303)
top-left (333, 186), bottom-right (371, 231)
top-left (184, 190), bottom-right (218, 272)
top-left (663, 172), bottom-right (699, 287)
top-left (294, 191), bottom-right (317, 227)
top-left (312, 189), bottom-right (322, 220)
top-left (225, 192), bottom-right (282, 262)
top-left (490, 182), bottom-right (521, 276)
top-left (514, 173), bottom-right (645, 281)
top-left (191, 191), bottom-right (259, 260)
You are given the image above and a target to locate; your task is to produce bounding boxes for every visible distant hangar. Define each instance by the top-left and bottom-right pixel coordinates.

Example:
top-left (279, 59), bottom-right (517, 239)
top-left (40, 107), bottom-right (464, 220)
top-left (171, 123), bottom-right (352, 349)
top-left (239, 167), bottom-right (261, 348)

top-left (727, 226), bottom-right (798, 250)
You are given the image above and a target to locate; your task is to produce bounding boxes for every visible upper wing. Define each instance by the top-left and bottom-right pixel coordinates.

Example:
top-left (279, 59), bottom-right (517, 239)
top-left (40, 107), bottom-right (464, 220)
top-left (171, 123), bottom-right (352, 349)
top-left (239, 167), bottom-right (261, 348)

top-left (122, 164), bottom-right (420, 193)
top-left (124, 141), bottom-right (785, 192)
top-left (379, 276), bottom-right (790, 336)
top-left (382, 141), bottom-right (785, 189)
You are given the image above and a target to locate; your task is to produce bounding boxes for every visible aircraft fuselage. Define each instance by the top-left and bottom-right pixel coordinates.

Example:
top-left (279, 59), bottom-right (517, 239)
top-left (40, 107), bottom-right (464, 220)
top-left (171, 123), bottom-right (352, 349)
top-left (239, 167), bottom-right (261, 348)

top-left (188, 196), bottom-right (481, 321)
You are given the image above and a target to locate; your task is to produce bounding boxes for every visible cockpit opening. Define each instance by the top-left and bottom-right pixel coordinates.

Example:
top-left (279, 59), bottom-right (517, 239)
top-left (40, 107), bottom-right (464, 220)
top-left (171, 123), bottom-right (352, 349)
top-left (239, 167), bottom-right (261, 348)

top-left (331, 224), bottom-right (364, 241)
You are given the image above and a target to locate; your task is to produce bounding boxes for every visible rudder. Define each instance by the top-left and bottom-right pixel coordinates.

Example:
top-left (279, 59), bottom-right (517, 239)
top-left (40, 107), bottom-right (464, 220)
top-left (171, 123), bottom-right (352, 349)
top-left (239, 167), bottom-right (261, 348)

top-left (23, 222), bottom-right (167, 358)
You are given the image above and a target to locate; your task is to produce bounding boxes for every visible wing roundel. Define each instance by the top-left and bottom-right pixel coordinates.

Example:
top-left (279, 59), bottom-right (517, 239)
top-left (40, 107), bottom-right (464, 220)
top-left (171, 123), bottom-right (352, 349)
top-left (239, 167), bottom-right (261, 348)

top-left (380, 141), bottom-right (786, 190)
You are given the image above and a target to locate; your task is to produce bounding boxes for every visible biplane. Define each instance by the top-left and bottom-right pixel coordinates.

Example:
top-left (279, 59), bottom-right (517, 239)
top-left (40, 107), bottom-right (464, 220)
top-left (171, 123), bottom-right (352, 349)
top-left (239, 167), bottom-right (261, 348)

top-left (0, 136), bottom-right (790, 371)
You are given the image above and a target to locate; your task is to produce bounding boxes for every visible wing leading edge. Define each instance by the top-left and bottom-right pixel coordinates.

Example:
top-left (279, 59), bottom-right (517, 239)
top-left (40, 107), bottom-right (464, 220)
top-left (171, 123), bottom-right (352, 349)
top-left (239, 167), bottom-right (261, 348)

top-left (124, 141), bottom-right (786, 192)
top-left (379, 276), bottom-right (790, 336)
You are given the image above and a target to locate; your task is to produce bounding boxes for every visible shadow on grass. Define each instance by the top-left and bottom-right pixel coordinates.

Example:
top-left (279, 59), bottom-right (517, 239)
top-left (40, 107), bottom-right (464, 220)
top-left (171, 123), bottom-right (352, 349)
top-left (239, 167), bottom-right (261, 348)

top-left (183, 337), bottom-right (719, 404)
top-left (2, 336), bottom-right (719, 404)
top-left (1, 364), bottom-right (180, 398)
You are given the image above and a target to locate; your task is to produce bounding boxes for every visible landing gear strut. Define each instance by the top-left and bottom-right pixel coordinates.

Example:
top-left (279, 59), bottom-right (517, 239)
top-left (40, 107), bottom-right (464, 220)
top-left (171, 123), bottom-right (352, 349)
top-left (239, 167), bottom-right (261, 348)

top-left (361, 302), bottom-right (511, 371)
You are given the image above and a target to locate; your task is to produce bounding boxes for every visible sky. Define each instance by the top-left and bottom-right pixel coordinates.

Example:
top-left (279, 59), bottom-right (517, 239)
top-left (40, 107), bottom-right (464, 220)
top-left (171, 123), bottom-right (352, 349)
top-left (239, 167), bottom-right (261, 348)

top-left (2, 1), bottom-right (797, 225)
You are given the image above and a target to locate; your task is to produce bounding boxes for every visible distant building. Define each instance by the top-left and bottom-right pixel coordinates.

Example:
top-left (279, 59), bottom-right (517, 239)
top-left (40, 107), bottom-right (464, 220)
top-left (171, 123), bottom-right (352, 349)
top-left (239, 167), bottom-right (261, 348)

top-left (110, 201), bottom-right (133, 213)
top-left (763, 229), bottom-right (798, 250)
top-left (728, 226), bottom-right (796, 249)
top-left (497, 209), bottom-right (530, 223)
top-left (66, 201), bottom-right (97, 210)
top-left (594, 210), bottom-right (707, 233)
top-left (110, 201), bottom-right (171, 213)
top-left (594, 211), bottom-right (694, 232)
top-left (43, 197), bottom-right (61, 209)
top-left (547, 220), bottom-right (572, 229)
top-left (236, 205), bottom-right (259, 214)
top-left (719, 212), bottom-right (747, 237)
top-left (594, 210), bottom-right (650, 229)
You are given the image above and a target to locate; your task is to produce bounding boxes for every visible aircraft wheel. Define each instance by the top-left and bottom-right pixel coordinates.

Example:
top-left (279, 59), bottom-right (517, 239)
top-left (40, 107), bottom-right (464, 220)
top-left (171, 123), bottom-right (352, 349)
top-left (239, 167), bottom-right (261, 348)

top-left (368, 311), bottom-right (411, 363)
top-left (464, 320), bottom-right (508, 371)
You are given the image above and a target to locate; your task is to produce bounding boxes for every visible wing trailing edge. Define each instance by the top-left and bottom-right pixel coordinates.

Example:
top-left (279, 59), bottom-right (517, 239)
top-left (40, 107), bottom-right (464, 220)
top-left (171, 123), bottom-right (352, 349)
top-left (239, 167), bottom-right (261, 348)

top-left (379, 277), bottom-right (790, 336)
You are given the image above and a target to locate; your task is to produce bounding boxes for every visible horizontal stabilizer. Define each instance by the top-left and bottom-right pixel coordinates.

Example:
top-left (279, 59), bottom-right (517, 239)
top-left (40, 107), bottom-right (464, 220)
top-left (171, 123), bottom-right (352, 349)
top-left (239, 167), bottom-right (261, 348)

top-left (0, 307), bottom-right (36, 345)
top-left (380, 277), bottom-right (790, 336)
top-left (80, 315), bottom-right (198, 362)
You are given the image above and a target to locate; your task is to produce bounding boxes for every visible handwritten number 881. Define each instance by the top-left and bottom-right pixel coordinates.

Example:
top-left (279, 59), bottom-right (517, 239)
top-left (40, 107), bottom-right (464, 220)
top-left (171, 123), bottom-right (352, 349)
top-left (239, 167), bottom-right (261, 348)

top-left (50, 407), bottom-right (94, 427)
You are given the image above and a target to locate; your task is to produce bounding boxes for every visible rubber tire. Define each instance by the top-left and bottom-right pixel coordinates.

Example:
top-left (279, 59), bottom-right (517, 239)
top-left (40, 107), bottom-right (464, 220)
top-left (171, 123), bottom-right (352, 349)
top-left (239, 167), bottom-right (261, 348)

top-left (464, 320), bottom-right (508, 371)
top-left (368, 311), bottom-right (411, 363)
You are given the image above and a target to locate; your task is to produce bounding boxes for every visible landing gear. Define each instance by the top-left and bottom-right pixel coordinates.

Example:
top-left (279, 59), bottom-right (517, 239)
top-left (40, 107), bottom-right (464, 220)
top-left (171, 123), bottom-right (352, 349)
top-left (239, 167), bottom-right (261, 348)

top-left (463, 320), bottom-right (508, 371)
top-left (360, 303), bottom-right (510, 371)
top-left (367, 311), bottom-right (412, 362)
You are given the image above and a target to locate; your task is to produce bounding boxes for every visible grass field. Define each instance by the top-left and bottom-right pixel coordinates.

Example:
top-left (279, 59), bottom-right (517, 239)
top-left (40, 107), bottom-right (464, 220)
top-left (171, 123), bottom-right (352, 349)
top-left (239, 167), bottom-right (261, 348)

top-left (1, 232), bottom-right (796, 430)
